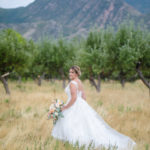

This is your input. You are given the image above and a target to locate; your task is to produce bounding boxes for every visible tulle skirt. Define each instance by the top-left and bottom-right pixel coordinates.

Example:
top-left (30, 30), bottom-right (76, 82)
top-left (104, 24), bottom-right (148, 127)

top-left (51, 97), bottom-right (136, 150)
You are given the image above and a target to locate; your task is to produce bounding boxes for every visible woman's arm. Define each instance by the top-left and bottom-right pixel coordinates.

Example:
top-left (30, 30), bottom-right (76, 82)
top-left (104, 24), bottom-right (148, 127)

top-left (80, 82), bottom-right (86, 101)
top-left (81, 90), bottom-right (86, 101)
top-left (61, 83), bottom-right (77, 111)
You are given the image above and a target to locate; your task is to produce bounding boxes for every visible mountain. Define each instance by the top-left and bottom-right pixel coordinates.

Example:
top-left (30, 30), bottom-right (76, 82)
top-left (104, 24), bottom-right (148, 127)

top-left (125, 0), bottom-right (150, 14)
top-left (0, 0), bottom-right (145, 40)
top-left (143, 13), bottom-right (150, 29)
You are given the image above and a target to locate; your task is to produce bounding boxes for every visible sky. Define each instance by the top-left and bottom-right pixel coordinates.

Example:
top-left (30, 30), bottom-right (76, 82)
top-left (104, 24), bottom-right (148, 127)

top-left (0, 0), bottom-right (35, 8)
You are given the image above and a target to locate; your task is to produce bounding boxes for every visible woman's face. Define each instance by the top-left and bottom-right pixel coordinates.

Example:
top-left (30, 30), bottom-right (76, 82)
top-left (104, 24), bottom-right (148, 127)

top-left (69, 69), bottom-right (78, 80)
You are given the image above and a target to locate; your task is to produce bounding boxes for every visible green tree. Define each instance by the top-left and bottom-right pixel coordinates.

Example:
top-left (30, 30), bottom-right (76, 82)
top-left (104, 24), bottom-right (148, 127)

top-left (134, 29), bottom-right (150, 89)
top-left (79, 29), bottom-right (109, 92)
top-left (32, 38), bottom-right (76, 88)
top-left (102, 22), bottom-right (150, 90)
top-left (105, 23), bottom-right (140, 87)
top-left (0, 29), bottom-right (32, 94)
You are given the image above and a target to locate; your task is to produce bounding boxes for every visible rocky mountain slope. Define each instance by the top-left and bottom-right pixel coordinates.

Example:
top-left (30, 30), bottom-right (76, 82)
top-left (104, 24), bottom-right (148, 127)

top-left (125, 0), bottom-right (150, 13)
top-left (0, 0), bottom-right (147, 40)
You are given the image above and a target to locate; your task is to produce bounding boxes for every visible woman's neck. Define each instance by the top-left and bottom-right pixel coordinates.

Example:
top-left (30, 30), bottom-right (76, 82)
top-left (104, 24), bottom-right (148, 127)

top-left (72, 77), bottom-right (78, 81)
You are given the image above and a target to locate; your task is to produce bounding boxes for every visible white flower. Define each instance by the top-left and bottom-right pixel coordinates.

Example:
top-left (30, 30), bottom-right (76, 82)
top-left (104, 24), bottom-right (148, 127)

top-left (55, 103), bottom-right (60, 108)
top-left (55, 112), bottom-right (58, 116)
top-left (49, 104), bottom-right (55, 110)
top-left (57, 99), bottom-right (64, 105)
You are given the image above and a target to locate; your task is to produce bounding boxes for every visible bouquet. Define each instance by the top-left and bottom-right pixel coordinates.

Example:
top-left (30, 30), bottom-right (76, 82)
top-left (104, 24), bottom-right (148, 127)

top-left (47, 99), bottom-right (65, 125)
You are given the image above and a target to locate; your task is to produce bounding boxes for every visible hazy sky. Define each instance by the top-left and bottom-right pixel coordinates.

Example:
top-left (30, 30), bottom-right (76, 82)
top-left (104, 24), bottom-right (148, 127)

top-left (0, 0), bottom-right (35, 8)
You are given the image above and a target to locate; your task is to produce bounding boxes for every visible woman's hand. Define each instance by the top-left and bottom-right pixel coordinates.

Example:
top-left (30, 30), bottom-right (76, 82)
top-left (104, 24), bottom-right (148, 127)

top-left (61, 106), bottom-right (67, 112)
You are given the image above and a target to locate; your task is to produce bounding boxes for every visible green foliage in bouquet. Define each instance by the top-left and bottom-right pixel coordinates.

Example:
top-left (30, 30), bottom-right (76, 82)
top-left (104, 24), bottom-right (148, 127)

top-left (48, 99), bottom-right (64, 125)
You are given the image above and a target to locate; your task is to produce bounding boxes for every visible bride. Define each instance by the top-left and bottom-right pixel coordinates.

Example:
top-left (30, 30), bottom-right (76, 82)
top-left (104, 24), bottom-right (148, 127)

top-left (51, 65), bottom-right (136, 150)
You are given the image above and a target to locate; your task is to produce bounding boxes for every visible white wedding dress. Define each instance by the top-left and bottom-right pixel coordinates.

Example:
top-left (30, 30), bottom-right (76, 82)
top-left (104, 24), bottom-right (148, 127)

top-left (51, 80), bottom-right (136, 150)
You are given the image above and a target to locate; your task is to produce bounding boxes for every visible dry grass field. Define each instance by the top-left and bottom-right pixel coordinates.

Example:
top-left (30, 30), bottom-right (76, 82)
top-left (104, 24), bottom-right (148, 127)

top-left (0, 79), bottom-right (149, 150)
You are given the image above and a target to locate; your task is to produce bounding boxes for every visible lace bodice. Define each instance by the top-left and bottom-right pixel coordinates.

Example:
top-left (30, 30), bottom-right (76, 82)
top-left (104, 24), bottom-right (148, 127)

top-left (64, 80), bottom-right (82, 105)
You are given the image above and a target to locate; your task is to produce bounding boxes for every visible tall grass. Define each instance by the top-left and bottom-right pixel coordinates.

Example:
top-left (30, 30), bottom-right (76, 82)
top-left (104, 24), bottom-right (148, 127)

top-left (0, 80), bottom-right (149, 150)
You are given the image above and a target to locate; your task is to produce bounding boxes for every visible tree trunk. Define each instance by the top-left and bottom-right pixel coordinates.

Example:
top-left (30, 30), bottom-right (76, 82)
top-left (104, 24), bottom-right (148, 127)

top-left (97, 74), bottom-right (101, 92)
top-left (119, 70), bottom-right (126, 88)
top-left (18, 76), bottom-right (22, 85)
top-left (120, 79), bottom-right (125, 88)
top-left (89, 75), bottom-right (100, 92)
top-left (59, 68), bottom-right (66, 88)
top-left (136, 69), bottom-right (150, 89)
top-left (0, 76), bottom-right (10, 95)
top-left (63, 79), bottom-right (66, 88)
top-left (136, 62), bottom-right (150, 89)
top-left (89, 80), bottom-right (94, 86)
top-left (37, 75), bottom-right (42, 86)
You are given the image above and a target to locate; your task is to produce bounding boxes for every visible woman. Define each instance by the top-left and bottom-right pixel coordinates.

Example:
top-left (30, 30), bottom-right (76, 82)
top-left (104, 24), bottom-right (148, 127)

top-left (51, 65), bottom-right (136, 150)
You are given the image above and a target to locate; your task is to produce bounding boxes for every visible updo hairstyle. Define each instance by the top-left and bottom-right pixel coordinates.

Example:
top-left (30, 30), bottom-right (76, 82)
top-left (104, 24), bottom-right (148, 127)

top-left (70, 65), bottom-right (81, 76)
